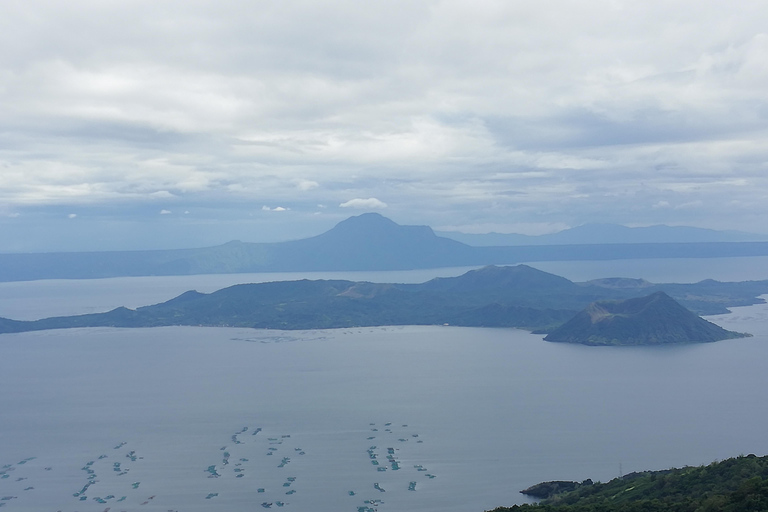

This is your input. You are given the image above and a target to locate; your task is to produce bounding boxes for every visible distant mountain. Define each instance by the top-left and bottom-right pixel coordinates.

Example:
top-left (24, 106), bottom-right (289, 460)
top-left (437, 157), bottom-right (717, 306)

top-left (1, 265), bottom-right (766, 337)
top-left (544, 291), bottom-right (749, 346)
top-left (0, 213), bottom-right (475, 281)
top-left (266, 213), bottom-right (476, 271)
top-left (3, 213), bottom-right (768, 282)
top-left (405, 264), bottom-right (605, 311)
top-left (415, 263), bottom-right (576, 292)
top-left (438, 224), bottom-right (768, 246)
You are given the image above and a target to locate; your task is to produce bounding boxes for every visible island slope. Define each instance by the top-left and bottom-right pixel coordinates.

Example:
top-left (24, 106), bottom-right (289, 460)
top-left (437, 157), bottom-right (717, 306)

top-left (544, 291), bottom-right (748, 346)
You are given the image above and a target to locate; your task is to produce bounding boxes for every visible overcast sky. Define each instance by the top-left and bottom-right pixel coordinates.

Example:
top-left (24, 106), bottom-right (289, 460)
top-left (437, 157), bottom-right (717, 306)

top-left (1, 1), bottom-right (767, 252)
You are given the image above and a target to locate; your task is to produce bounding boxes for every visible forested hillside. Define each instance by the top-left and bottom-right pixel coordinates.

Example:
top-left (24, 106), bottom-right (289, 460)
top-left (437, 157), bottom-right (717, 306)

top-left (491, 454), bottom-right (768, 512)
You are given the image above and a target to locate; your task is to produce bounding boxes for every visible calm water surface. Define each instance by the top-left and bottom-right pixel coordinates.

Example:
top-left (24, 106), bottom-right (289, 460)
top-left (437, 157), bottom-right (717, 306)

top-left (1, 259), bottom-right (767, 511)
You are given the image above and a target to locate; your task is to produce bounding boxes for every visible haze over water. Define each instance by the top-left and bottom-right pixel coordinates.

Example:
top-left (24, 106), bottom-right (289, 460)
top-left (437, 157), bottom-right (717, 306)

top-left (1, 257), bottom-right (768, 511)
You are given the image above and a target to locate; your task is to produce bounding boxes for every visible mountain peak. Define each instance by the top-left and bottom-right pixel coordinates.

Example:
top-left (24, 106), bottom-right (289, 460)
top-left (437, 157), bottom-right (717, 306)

top-left (327, 213), bottom-right (435, 238)
top-left (273, 214), bottom-right (472, 271)
top-left (418, 264), bottom-right (577, 292)
top-left (545, 291), bottom-right (748, 346)
top-left (338, 212), bottom-right (395, 225)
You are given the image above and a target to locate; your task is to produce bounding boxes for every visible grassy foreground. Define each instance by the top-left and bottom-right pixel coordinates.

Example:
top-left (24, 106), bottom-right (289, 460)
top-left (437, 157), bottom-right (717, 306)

top-left (490, 454), bottom-right (768, 512)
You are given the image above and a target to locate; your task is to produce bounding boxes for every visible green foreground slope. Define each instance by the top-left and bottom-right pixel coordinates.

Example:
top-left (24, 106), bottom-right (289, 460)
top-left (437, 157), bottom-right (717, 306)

top-left (492, 454), bottom-right (768, 512)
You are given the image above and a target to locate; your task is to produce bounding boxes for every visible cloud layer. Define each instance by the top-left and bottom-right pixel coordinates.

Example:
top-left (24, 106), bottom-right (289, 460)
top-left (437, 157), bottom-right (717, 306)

top-left (340, 198), bottom-right (387, 209)
top-left (2, 1), bottom-right (767, 250)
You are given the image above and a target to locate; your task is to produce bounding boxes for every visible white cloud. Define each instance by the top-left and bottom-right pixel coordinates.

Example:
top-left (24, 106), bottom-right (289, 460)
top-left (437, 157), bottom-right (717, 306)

top-left (150, 190), bottom-right (177, 199)
top-left (262, 205), bottom-right (289, 212)
top-left (160, 209), bottom-right (171, 214)
top-left (67, 213), bottom-right (77, 219)
top-left (339, 198), bottom-right (388, 209)
top-left (295, 179), bottom-right (319, 191)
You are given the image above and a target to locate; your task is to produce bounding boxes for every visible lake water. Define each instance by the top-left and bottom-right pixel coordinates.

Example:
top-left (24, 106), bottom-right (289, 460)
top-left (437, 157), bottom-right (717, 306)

top-left (1, 258), bottom-right (768, 512)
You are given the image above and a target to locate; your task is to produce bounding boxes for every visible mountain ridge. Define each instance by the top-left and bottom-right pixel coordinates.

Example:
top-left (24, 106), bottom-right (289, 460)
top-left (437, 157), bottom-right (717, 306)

top-left (3, 213), bottom-right (768, 281)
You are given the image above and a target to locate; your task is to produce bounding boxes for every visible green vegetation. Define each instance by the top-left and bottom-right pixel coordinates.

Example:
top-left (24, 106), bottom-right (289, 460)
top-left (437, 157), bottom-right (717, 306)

top-left (490, 454), bottom-right (768, 512)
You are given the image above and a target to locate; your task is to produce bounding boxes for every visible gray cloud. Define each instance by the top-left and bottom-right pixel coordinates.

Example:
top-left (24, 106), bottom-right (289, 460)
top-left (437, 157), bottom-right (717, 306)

top-left (1, 1), bottom-right (768, 250)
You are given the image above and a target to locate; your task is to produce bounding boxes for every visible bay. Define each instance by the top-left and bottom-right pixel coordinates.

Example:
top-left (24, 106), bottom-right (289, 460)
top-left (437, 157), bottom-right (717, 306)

top-left (2, 316), bottom-right (768, 512)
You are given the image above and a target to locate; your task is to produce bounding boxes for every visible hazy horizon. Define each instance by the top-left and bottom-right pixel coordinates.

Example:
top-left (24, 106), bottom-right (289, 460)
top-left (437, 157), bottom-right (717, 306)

top-left (3, 212), bottom-right (768, 255)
